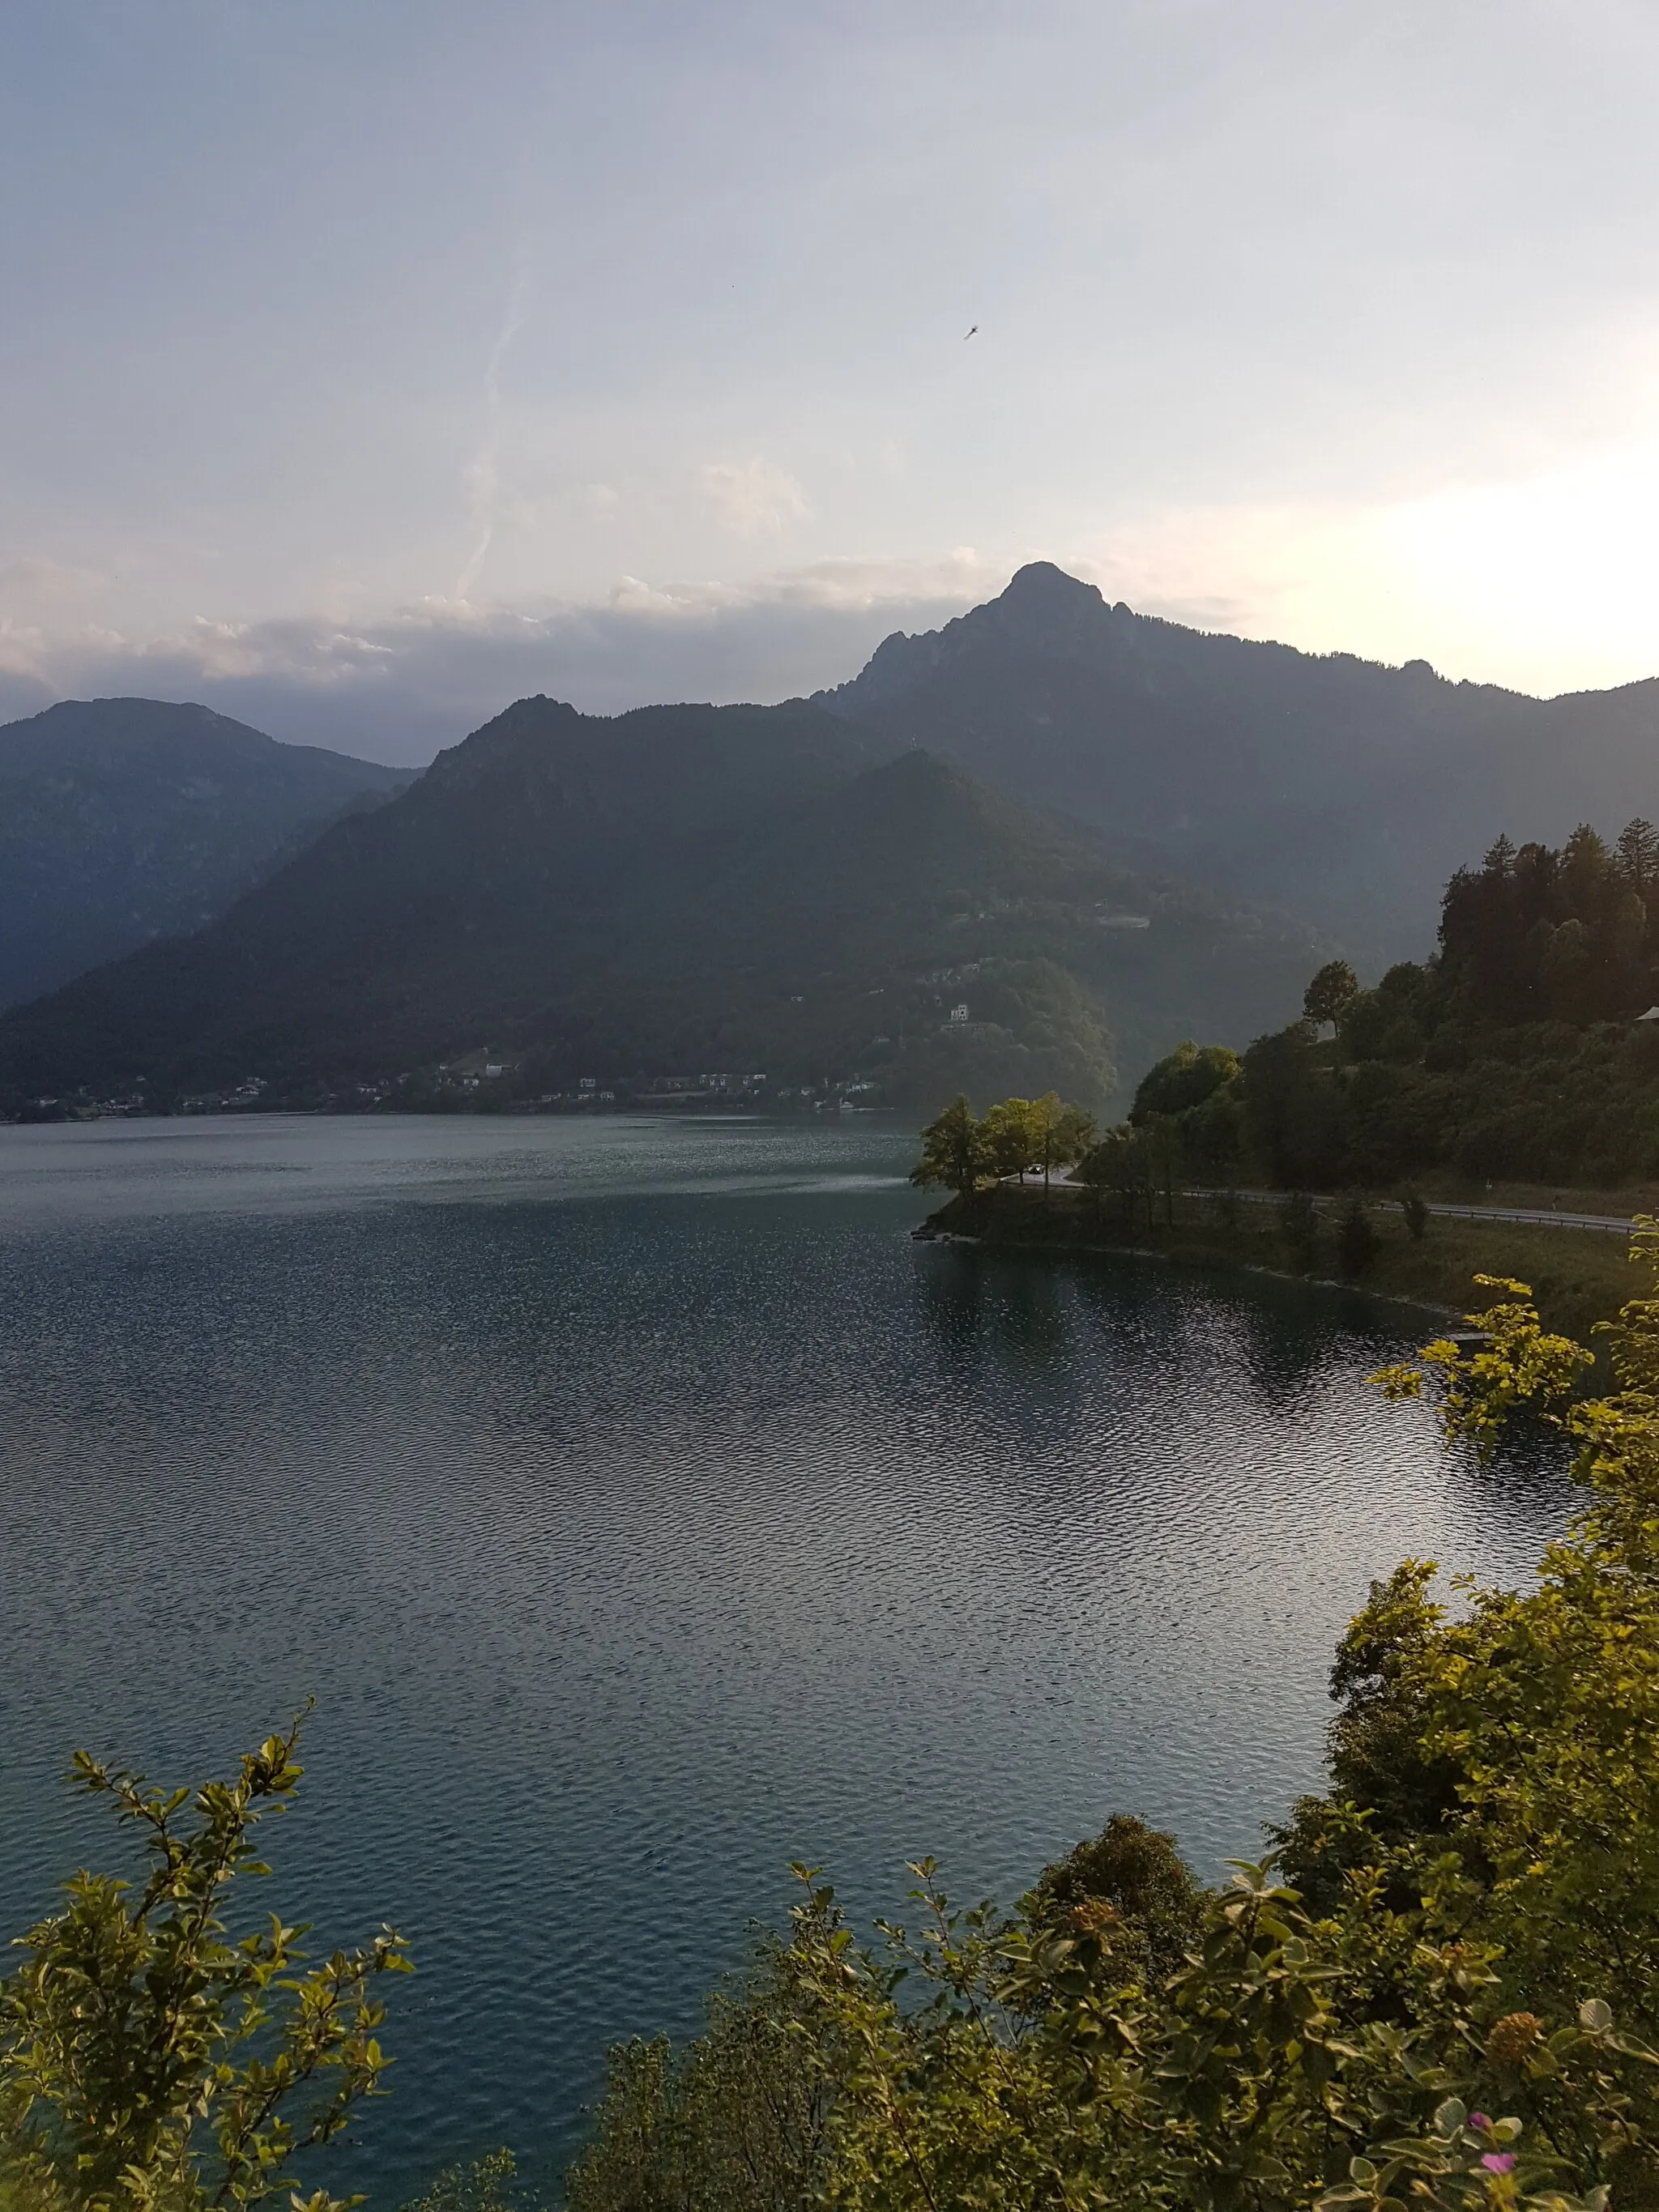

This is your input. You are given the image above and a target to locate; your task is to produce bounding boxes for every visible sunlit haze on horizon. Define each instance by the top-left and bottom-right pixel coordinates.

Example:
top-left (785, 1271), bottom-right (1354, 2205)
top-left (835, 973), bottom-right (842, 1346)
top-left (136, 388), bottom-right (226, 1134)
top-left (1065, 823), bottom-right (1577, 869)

top-left (4, 0), bottom-right (1658, 761)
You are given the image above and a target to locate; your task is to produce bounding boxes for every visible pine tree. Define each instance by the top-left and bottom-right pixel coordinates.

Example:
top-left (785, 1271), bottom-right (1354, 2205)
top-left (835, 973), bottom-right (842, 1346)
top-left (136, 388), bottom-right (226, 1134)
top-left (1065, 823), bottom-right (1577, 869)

top-left (1616, 818), bottom-right (1659, 909)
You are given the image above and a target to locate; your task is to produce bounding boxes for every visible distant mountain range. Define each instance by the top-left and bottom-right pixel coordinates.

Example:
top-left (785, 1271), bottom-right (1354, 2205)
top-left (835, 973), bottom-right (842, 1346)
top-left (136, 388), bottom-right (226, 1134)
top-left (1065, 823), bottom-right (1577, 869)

top-left (0, 698), bottom-right (1323, 1114)
top-left (818, 562), bottom-right (1659, 957)
top-left (8, 564), bottom-right (1659, 1116)
top-left (0, 699), bottom-right (408, 1009)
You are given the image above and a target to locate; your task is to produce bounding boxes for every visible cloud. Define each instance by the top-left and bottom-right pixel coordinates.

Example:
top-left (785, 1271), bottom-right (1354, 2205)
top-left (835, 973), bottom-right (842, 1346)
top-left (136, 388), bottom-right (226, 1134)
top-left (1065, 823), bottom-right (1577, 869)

top-left (697, 458), bottom-right (812, 537)
top-left (4, 551), bottom-right (1000, 763)
top-left (15, 437), bottom-right (1659, 775)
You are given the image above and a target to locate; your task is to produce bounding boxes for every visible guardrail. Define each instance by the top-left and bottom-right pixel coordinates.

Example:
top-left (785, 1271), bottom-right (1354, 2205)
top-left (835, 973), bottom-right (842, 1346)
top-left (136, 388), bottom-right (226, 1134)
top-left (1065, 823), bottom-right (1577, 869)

top-left (1187, 1188), bottom-right (1637, 1238)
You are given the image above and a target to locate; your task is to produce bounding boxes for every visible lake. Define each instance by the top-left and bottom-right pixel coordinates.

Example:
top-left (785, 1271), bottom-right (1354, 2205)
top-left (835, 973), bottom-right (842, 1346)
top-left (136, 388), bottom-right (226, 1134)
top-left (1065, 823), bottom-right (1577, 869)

top-left (0, 1112), bottom-right (1574, 2197)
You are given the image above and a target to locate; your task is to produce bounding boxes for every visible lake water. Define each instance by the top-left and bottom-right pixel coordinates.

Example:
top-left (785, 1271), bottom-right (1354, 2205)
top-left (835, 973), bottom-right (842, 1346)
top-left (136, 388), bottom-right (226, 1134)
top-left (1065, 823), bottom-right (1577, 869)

top-left (0, 1113), bottom-right (1574, 2198)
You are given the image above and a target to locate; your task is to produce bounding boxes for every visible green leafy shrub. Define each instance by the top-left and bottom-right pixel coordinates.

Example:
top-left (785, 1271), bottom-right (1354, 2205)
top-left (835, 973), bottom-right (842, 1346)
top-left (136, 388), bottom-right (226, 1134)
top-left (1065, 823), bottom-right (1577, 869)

top-left (1337, 1195), bottom-right (1382, 1276)
top-left (563, 1912), bottom-right (842, 2212)
top-left (1281, 1188), bottom-right (1321, 1268)
top-left (0, 1715), bottom-right (410, 2212)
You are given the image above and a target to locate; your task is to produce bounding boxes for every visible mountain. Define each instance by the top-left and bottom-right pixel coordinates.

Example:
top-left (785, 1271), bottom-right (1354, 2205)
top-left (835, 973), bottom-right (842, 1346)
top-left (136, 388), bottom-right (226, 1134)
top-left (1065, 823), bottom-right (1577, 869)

top-left (0, 698), bottom-right (411, 1009)
top-left (0, 697), bottom-right (1324, 1115)
top-left (816, 563), bottom-right (1659, 957)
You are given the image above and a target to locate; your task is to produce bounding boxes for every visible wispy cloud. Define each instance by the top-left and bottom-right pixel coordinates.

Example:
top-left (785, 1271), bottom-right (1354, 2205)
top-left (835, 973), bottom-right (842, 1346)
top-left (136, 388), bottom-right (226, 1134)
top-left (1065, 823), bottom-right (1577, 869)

top-left (454, 262), bottom-right (535, 600)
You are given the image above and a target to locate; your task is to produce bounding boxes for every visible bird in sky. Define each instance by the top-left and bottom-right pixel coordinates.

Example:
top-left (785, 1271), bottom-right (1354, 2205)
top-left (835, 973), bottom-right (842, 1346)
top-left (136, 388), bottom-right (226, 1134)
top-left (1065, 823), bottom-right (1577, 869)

top-left (964, 324), bottom-right (978, 339)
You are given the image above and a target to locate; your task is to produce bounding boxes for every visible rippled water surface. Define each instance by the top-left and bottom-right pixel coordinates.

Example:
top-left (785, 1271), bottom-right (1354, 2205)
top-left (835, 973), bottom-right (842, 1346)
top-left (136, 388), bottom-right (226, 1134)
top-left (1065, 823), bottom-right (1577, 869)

top-left (0, 1114), bottom-right (1574, 2195)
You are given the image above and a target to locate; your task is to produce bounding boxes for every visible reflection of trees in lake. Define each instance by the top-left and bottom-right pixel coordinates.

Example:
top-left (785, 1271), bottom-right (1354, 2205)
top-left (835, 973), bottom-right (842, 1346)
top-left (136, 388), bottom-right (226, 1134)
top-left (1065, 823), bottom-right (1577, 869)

top-left (915, 1238), bottom-right (1455, 1438)
top-left (912, 1244), bottom-right (1071, 1368)
top-left (1199, 1274), bottom-right (1423, 1421)
top-left (911, 1246), bottom-right (1094, 1449)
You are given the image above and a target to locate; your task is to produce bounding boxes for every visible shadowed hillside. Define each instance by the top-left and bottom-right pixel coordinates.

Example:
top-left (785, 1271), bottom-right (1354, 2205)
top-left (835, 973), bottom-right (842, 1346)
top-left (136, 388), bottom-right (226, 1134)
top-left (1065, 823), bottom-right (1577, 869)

top-left (0, 697), bottom-right (1323, 1114)
top-left (0, 697), bottom-right (410, 1008)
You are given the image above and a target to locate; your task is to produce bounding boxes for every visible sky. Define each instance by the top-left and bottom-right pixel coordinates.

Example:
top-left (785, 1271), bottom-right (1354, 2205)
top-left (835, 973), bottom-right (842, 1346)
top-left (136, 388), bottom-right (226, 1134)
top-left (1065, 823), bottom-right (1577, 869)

top-left (3, 0), bottom-right (1659, 763)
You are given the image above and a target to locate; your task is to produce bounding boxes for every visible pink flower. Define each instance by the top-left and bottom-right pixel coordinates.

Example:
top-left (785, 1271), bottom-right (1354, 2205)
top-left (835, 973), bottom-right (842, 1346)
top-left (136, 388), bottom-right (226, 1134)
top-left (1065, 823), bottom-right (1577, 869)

top-left (1469, 2115), bottom-right (1492, 2131)
top-left (1482, 2154), bottom-right (1516, 2174)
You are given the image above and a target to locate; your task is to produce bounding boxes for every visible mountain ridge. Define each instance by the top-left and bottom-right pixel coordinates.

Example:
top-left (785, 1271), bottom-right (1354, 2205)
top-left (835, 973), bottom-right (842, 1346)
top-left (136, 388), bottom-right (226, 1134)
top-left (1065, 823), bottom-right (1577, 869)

top-left (814, 563), bottom-right (1659, 955)
top-left (0, 697), bottom-right (410, 1009)
top-left (0, 697), bottom-right (1323, 1114)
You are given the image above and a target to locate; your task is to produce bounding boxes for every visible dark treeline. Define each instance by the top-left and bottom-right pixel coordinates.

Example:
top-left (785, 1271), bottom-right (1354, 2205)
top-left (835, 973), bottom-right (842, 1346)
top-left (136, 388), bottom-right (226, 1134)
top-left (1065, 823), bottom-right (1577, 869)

top-left (1128, 819), bottom-right (1659, 1191)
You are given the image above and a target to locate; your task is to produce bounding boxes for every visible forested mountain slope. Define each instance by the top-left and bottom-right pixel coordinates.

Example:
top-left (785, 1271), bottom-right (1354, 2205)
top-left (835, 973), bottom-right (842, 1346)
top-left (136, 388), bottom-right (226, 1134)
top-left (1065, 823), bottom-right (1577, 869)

top-left (0, 696), bottom-right (1323, 1113)
top-left (0, 697), bottom-right (409, 1008)
top-left (817, 562), bottom-right (1659, 957)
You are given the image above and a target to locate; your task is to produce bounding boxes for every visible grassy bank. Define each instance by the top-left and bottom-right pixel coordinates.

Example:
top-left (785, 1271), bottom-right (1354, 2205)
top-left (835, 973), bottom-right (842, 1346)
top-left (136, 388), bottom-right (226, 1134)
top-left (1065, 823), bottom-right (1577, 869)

top-left (925, 1181), bottom-right (1638, 1339)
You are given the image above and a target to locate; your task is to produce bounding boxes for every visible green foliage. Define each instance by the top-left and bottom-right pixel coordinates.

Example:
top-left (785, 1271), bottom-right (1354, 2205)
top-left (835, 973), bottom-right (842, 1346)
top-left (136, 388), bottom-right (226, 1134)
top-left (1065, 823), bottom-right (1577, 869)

top-left (908, 1096), bottom-right (989, 1201)
top-left (1402, 1189), bottom-right (1431, 1241)
top-left (1028, 1814), bottom-right (1205, 1983)
top-left (1029, 1093), bottom-right (1096, 1189)
top-left (982, 1096), bottom-right (1041, 1181)
top-left (396, 2151), bottom-right (518, 2212)
top-left (914, 1093), bottom-right (1094, 1201)
top-left (1304, 960), bottom-right (1361, 1027)
top-left (1074, 1123), bottom-right (1154, 1229)
top-left (1290, 1244), bottom-right (1659, 2039)
top-left (0, 1716), bottom-right (411, 2212)
top-left (563, 1916), bottom-right (841, 2212)
top-left (1280, 1188), bottom-right (1321, 1268)
top-left (1337, 1196), bottom-right (1381, 1277)
top-left (1439, 825), bottom-right (1657, 1027)
top-left (1131, 1041), bottom-right (1242, 1122)
top-left (1373, 1275), bottom-right (1593, 1460)
top-left (1225, 819), bottom-right (1659, 1191)
top-left (1129, 1043), bottom-right (1246, 1183)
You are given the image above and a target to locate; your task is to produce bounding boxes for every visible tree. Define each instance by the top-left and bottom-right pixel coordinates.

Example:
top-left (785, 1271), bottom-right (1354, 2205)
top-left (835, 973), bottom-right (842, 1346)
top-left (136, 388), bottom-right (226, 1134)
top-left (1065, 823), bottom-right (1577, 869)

top-left (982, 1097), bottom-right (1040, 1183)
top-left (1131, 1042), bottom-right (1241, 1122)
top-left (0, 1716), bottom-right (411, 2212)
top-left (1139, 1110), bottom-right (1180, 1227)
top-left (1303, 959), bottom-right (1360, 1029)
top-left (564, 1907), bottom-right (842, 2212)
top-left (1616, 817), bottom-right (1659, 908)
top-left (1401, 1188), bottom-right (1430, 1242)
top-left (399, 2151), bottom-right (520, 2212)
top-left (1280, 1188), bottom-right (1320, 1268)
top-left (1028, 1092), bottom-right (1096, 1191)
top-left (909, 1096), bottom-right (988, 1202)
top-left (1074, 1126), bottom-right (1145, 1226)
top-left (1336, 1194), bottom-right (1380, 1276)
top-left (1029, 1814), bottom-right (1205, 1983)
top-left (1541, 916), bottom-right (1593, 1024)
top-left (1241, 1025), bottom-right (1350, 1190)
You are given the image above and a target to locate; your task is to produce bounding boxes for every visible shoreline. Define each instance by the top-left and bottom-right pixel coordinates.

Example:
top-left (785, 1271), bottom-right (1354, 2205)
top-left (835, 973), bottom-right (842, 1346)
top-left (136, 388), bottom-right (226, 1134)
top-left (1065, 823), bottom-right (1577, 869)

top-left (919, 1183), bottom-right (1639, 1339)
top-left (918, 1221), bottom-right (1465, 1322)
